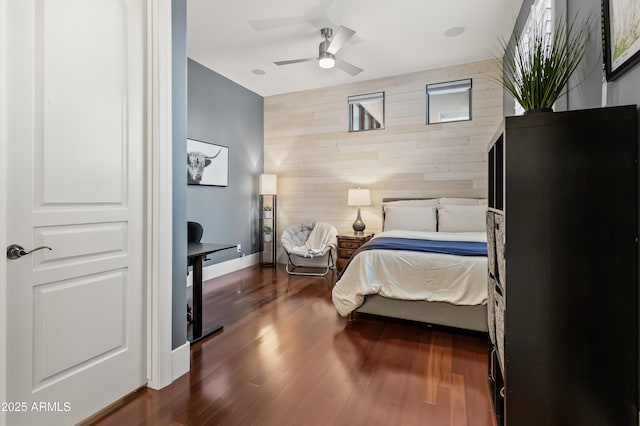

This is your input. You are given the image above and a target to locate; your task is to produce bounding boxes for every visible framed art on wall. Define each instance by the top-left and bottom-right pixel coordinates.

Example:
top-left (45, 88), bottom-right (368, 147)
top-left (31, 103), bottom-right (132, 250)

top-left (187, 139), bottom-right (229, 186)
top-left (603, 0), bottom-right (640, 80)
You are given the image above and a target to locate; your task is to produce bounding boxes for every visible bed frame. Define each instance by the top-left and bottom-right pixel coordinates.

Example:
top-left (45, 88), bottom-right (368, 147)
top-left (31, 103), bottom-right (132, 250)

top-left (351, 197), bottom-right (488, 333)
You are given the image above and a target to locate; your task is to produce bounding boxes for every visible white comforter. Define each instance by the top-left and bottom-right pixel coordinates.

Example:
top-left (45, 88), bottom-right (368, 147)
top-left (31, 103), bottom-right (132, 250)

top-left (331, 230), bottom-right (488, 317)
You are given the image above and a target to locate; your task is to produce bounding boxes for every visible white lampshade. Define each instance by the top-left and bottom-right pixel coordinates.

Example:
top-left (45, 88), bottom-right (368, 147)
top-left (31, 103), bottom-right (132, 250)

top-left (347, 188), bottom-right (371, 206)
top-left (259, 174), bottom-right (277, 195)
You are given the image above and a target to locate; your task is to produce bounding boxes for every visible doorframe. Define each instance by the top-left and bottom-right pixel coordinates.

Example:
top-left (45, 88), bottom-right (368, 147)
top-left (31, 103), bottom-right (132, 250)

top-left (145, 0), bottom-right (176, 390)
top-left (0, 0), bottom-right (8, 423)
top-left (0, 0), bottom-right (177, 415)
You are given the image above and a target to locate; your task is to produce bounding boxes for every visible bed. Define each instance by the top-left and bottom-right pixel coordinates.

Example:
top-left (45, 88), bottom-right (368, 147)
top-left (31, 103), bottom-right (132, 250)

top-left (331, 198), bottom-right (488, 332)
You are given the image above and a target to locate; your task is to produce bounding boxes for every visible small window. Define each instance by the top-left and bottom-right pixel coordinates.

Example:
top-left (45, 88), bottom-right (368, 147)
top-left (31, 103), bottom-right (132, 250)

top-left (426, 79), bottom-right (472, 124)
top-left (348, 92), bottom-right (384, 132)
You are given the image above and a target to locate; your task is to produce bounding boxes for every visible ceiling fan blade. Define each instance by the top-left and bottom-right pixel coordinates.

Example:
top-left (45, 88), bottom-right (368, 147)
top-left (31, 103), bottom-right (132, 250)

top-left (326, 26), bottom-right (356, 55)
top-left (274, 58), bottom-right (316, 66)
top-left (335, 58), bottom-right (363, 76)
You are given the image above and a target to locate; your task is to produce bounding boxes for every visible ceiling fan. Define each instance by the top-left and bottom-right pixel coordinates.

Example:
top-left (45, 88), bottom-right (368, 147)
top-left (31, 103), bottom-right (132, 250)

top-left (274, 26), bottom-right (363, 76)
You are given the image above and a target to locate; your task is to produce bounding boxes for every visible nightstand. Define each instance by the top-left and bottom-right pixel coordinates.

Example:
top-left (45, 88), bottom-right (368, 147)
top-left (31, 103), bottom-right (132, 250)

top-left (336, 233), bottom-right (374, 273)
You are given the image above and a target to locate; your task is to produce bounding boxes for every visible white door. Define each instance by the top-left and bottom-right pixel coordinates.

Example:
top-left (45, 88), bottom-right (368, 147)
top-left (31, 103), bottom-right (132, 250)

top-left (5, 1), bottom-right (146, 424)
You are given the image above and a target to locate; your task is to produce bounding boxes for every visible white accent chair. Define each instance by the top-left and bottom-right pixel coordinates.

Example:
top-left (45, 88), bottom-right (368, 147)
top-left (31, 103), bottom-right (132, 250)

top-left (281, 222), bottom-right (338, 276)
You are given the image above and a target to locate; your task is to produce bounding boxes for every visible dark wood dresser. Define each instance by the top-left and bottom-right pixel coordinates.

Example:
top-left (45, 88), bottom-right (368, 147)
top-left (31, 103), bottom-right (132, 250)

top-left (336, 233), bottom-right (373, 273)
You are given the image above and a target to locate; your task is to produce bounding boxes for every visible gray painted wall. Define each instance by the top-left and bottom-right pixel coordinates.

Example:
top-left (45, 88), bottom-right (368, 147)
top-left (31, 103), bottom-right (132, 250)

top-left (187, 59), bottom-right (264, 266)
top-left (172, 0), bottom-right (188, 349)
top-left (565, 0), bottom-right (602, 110)
top-left (566, 0), bottom-right (640, 110)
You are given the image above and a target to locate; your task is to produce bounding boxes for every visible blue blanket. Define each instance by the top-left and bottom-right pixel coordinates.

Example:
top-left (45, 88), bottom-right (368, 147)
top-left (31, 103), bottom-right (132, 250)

top-left (338, 237), bottom-right (487, 280)
top-left (361, 237), bottom-right (487, 256)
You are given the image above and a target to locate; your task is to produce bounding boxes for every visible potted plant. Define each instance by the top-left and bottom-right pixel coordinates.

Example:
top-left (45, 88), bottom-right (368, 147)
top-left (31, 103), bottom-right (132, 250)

top-left (263, 205), bottom-right (273, 219)
top-left (497, 14), bottom-right (592, 113)
top-left (263, 225), bottom-right (273, 242)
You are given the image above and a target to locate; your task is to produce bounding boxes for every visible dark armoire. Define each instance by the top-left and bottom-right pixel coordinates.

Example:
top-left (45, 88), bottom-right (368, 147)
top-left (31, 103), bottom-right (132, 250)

top-left (486, 105), bottom-right (639, 426)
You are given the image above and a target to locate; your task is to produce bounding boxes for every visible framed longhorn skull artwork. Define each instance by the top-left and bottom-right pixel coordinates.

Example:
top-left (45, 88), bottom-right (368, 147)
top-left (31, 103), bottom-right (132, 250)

top-left (187, 139), bottom-right (229, 186)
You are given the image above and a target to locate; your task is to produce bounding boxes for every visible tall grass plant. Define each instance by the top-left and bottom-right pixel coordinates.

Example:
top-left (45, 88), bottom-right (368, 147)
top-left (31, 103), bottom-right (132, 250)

top-left (498, 15), bottom-right (591, 111)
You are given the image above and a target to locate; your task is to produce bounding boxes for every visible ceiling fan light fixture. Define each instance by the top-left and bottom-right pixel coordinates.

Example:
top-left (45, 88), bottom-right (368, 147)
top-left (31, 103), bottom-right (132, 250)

top-left (275, 26), bottom-right (361, 75)
top-left (318, 52), bottom-right (335, 69)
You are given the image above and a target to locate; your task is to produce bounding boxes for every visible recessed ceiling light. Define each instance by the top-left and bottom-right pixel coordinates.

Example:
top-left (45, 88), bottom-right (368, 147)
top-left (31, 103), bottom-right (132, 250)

top-left (252, 69), bottom-right (266, 75)
top-left (445, 26), bottom-right (465, 37)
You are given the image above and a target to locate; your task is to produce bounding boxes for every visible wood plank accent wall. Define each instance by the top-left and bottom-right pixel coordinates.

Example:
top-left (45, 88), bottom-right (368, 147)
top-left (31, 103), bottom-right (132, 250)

top-left (264, 60), bottom-right (503, 258)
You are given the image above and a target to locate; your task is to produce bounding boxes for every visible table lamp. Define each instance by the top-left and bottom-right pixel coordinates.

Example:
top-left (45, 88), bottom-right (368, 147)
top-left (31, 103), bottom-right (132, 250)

top-left (348, 188), bottom-right (371, 235)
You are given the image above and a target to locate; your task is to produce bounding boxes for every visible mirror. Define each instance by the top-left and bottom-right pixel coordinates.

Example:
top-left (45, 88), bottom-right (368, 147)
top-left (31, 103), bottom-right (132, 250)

top-left (348, 92), bottom-right (384, 132)
top-left (426, 79), bottom-right (472, 124)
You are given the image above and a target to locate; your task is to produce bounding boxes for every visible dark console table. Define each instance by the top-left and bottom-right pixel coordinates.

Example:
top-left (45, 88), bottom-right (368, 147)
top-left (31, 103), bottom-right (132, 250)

top-left (187, 242), bottom-right (236, 343)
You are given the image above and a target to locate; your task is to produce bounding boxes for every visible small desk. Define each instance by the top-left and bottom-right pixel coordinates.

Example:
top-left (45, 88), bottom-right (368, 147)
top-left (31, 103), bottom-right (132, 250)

top-left (188, 242), bottom-right (236, 343)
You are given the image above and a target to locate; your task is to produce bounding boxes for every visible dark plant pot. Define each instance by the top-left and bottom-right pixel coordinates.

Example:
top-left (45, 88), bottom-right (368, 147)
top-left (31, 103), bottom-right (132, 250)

top-left (524, 108), bottom-right (553, 114)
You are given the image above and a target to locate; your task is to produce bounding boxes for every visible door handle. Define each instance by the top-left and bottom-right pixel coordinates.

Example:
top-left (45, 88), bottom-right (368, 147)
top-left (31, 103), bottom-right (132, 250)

top-left (6, 244), bottom-right (52, 260)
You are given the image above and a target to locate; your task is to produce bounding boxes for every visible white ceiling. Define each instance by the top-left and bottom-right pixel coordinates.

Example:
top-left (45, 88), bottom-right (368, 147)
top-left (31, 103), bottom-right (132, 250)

top-left (187, 0), bottom-right (524, 97)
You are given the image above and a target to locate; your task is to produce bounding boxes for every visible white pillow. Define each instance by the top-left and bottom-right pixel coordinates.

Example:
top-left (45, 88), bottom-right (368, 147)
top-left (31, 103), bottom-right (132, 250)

top-left (438, 204), bottom-right (487, 232)
top-left (383, 205), bottom-right (437, 232)
top-left (438, 198), bottom-right (487, 206)
top-left (383, 199), bottom-right (438, 207)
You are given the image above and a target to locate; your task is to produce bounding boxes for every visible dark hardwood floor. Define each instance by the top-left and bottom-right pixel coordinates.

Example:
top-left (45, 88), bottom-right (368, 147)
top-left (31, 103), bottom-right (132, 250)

top-left (92, 264), bottom-right (494, 426)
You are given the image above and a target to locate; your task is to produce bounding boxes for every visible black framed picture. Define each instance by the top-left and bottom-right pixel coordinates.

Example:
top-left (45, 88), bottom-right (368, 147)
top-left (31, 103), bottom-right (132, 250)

top-left (187, 139), bottom-right (229, 186)
top-left (603, 0), bottom-right (640, 80)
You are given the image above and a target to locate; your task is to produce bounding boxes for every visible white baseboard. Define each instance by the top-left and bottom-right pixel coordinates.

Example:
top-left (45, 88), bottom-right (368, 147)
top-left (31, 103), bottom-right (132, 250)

top-left (186, 253), bottom-right (259, 287)
top-left (171, 341), bottom-right (190, 381)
